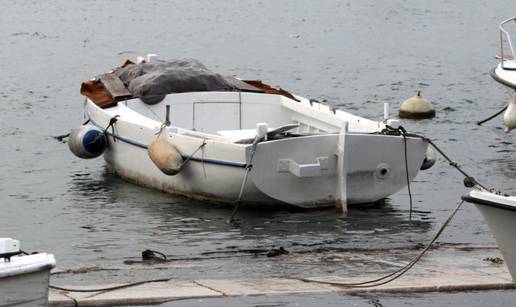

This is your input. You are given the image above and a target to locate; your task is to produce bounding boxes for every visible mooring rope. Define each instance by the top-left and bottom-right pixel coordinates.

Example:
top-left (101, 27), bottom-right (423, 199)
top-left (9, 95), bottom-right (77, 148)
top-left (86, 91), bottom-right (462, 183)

top-left (297, 199), bottom-right (465, 288)
top-left (381, 126), bottom-right (486, 191)
top-left (228, 135), bottom-right (262, 223)
top-left (103, 115), bottom-right (120, 143)
top-left (49, 200), bottom-right (466, 292)
top-left (155, 122), bottom-right (169, 137)
top-left (477, 105), bottom-right (508, 126)
top-left (177, 140), bottom-right (207, 171)
top-left (49, 278), bottom-right (172, 293)
top-left (399, 128), bottom-right (414, 220)
top-left (51, 119), bottom-right (91, 142)
top-left (422, 137), bottom-right (487, 191)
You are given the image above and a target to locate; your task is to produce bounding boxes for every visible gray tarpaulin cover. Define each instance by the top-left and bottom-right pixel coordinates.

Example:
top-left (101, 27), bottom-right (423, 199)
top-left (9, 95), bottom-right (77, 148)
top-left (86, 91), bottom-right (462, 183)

top-left (115, 59), bottom-right (235, 104)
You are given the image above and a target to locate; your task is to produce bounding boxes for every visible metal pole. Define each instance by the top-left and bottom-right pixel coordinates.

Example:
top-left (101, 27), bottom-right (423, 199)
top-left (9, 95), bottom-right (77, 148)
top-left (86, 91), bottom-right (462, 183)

top-left (165, 105), bottom-right (171, 126)
top-left (501, 30), bottom-right (505, 68)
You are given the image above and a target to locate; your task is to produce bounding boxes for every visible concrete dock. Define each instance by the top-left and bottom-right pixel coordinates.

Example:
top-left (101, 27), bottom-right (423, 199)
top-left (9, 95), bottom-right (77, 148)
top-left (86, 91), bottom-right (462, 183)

top-left (49, 245), bottom-right (515, 306)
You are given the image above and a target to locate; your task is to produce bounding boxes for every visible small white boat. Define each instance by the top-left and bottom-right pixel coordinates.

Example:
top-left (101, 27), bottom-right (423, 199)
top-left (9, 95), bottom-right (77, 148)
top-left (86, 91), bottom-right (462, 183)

top-left (69, 56), bottom-right (435, 209)
top-left (491, 18), bottom-right (516, 132)
top-left (462, 190), bottom-right (516, 282)
top-left (0, 238), bottom-right (56, 306)
top-left (491, 17), bottom-right (516, 90)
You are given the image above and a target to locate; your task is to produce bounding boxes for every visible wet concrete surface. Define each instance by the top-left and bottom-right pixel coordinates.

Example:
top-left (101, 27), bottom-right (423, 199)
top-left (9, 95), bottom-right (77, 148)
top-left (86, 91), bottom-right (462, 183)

top-left (1, 0), bottom-right (516, 305)
top-left (49, 245), bottom-right (514, 306)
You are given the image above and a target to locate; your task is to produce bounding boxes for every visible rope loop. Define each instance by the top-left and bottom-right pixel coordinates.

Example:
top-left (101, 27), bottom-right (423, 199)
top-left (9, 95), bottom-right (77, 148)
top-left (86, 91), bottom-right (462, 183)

top-left (102, 115), bottom-right (120, 143)
top-left (155, 122), bottom-right (169, 137)
top-left (177, 140), bottom-right (207, 171)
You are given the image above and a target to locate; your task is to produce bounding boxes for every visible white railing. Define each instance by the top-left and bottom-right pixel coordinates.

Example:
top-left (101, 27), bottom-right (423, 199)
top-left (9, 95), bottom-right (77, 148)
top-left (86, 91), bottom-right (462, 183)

top-left (499, 17), bottom-right (516, 69)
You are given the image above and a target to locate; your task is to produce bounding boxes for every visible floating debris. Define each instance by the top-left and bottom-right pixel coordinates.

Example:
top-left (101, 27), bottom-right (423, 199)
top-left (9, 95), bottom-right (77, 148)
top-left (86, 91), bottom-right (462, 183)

top-left (267, 247), bottom-right (290, 257)
top-left (484, 256), bottom-right (504, 264)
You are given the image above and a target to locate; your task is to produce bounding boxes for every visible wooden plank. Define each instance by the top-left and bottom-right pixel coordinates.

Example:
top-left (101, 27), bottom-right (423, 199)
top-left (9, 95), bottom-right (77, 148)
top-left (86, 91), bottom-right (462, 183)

top-left (223, 76), bottom-right (264, 93)
top-left (80, 80), bottom-right (117, 109)
top-left (99, 73), bottom-right (132, 100)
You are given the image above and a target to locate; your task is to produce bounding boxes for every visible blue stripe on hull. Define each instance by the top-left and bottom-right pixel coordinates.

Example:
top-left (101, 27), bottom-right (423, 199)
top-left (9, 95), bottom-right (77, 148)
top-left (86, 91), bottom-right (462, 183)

top-left (88, 116), bottom-right (247, 168)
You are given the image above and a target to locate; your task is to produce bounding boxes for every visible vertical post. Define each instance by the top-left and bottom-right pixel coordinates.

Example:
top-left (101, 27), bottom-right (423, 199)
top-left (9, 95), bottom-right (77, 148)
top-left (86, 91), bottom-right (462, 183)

top-left (238, 91), bottom-right (242, 130)
top-left (336, 121), bottom-right (348, 217)
top-left (383, 102), bottom-right (389, 122)
top-left (165, 105), bottom-right (171, 126)
top-left (501, 30), bottom-right (504, 68)
top-left (147, 53), bottom-right (158, 63)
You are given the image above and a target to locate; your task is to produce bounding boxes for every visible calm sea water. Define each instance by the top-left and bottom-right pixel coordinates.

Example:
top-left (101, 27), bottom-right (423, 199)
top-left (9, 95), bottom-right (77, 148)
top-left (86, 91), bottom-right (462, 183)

top-left (1, 0), bottom-right (515, 305)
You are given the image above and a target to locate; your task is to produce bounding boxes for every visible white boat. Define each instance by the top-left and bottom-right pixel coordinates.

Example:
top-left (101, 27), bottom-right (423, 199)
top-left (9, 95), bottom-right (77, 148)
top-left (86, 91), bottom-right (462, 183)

top-left (462, 190), bottom-right (516, 282)
top-left (0, 238), bottom-right (56, 307)
top-left (491, 17), bottom-right (516, 90)
top-left (465, 19), bottom-right (516, 284)
top-left (69, 56), bottom-right (434, 209)
top-left (490, 18), bottom-right (516, 132)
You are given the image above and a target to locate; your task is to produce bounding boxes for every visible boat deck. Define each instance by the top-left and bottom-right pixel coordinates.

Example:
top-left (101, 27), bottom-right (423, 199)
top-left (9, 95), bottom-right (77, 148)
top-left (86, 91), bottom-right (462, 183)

top-left (49, 245), bottom-right (515, 306)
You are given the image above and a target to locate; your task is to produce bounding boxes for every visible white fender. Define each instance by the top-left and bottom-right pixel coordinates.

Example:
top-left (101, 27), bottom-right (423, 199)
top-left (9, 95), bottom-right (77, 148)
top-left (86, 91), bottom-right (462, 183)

top-left (148, 139), bottom-right (183, 175)
top-left (504, 92), bottom-right (516, 133)
top-left (68, 125), bottom-right (107, 159)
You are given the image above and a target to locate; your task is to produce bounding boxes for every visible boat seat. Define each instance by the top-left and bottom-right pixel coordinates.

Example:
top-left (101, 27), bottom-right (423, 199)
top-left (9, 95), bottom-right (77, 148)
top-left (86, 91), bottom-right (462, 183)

top-left (217, 129), bottom-right (266, 142)
top-left (218, 123), bottom-right (300, 143)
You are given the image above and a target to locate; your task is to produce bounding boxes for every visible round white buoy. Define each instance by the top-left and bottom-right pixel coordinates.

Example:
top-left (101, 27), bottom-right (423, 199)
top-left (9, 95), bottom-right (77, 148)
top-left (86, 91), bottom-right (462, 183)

top-left (399, 91), bottom-right (435, 119)
top-left (503, 92), bottom-right (516, 133)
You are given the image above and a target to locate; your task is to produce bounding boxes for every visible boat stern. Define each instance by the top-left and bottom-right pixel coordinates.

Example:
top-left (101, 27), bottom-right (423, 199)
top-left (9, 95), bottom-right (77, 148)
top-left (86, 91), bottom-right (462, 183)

top-left (249, 132), bottom-right (428, 208)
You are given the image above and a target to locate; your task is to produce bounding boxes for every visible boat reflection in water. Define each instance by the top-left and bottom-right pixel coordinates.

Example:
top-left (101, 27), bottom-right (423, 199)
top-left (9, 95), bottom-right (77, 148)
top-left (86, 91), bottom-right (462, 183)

top-left (67, 168), bottom-right (433, 266)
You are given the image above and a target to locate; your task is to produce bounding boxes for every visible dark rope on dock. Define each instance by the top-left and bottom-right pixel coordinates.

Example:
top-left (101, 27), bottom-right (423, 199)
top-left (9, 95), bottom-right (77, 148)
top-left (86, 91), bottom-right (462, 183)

top-left (49, 278), bottom-right (171, 293)
top-left (298, 199), bottom-right (464, 288)
top-left (477, 105), bottom-right (507, 126)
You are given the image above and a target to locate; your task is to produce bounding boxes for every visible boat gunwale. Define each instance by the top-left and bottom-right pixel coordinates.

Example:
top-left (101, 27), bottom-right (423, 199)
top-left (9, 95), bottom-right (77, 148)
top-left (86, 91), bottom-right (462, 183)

top-left (462, 192), bottom-right (516, 213)
top-left (87, 115), bottom-right (248, 169)
top-left (491, 66), bottom-right (516, 89)
top-left (0, 253), bottom-right (56, 279)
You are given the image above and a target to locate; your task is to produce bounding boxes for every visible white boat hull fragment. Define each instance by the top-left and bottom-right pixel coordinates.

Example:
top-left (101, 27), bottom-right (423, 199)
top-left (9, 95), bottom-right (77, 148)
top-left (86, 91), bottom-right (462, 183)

top-left (0, 253), bottom-right (56, 307)
top-left (463, 189), bottom-right (516, 282)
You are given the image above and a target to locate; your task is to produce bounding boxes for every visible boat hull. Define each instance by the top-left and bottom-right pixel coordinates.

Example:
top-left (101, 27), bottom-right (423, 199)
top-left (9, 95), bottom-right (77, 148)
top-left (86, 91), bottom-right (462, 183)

top-left (463, 190), bottom-right (516, 282)
top-left (491, 62), bottom-right (516, 89)
top-left (250, 133), bottom-right (427, 206)
top-left (0, 253), bottom-right (55, 307)
top-left (103, 131), bottom-right (427, 208)
top-left (0, 270), bottom-right (52, 307)
top-left (86, 99), bottom-right (428, 208)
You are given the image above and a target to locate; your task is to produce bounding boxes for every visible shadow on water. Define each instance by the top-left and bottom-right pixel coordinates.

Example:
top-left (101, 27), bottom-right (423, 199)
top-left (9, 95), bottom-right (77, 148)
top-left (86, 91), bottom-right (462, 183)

top-left (67, 167), bottom-right (434, 259)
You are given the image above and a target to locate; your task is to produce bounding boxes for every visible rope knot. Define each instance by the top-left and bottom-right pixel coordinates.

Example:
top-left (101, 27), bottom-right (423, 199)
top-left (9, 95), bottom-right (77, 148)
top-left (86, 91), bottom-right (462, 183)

top-left (103, 115), bottom-right (120, 143)
top-left (463, 176), bottom-right (477, 188)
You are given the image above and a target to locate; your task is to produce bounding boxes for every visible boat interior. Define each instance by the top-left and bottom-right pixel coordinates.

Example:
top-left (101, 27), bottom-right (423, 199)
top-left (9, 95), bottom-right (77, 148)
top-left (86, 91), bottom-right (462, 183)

top-left (126, 91), bottom-right (380, 139)
top-left (82, 72), bottom-right (382, 142)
